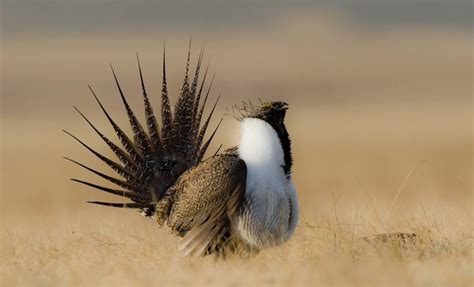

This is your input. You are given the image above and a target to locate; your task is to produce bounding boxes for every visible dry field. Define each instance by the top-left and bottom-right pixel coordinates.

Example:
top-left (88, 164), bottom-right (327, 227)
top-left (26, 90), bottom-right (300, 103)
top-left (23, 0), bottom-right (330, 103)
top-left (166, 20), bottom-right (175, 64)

top-left (1, 4), bottom-right (473, 286)
top-left (1, 103), bottom-right (472, 286)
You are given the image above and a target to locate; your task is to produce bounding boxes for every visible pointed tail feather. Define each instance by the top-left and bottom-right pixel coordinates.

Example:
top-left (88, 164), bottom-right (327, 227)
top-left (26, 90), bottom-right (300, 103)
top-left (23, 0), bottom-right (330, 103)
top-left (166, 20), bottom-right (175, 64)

top-left (136, 53), bottom-right (162, 152)
top-left (87, 201), bottom-right (155, 209)
top-left (64, 157), bottom-right (141, 194)
top-left (181, 46), bottom-right (205, 157)
top-left (71, 178), bottom-right (149, 202)
top-left (194, 74), bottom-right (215, 134)
top-left (192, 61), bottom-right (210, 137)
top-left (213, 144), bottom-right (223, 157)
top-left (63, 130), bottom-right (137, 183)
top-left (110, 65), bottom-right (152, 155)
top-left (171, 41), bottom-right (194, 155)
top-left (190, 47), bottom-right (205, 106)
top-left (73, 106), bottom-right (137, 170)
top-left (197, 118), bottom-right (223, 163)
top-left (89, 86), bottom-right (143, 164)
top-left (160, 44), bottom-right (173, 148)
top-left (194, 95), bottom-right (220, 157)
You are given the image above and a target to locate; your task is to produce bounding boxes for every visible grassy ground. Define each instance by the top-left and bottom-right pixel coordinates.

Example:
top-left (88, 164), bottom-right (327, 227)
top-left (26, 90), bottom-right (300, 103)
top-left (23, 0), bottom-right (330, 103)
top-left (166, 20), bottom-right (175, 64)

top-left (1, 104), bottom-right (472, 286)
top-left (1, 213), bottom-right (471, 286)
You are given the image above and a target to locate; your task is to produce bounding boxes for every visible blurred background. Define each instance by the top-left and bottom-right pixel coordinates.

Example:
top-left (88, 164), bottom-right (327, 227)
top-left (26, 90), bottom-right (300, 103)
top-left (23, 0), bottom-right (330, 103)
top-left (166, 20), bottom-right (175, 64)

top-left (1, 1), bottom-right (472, 235)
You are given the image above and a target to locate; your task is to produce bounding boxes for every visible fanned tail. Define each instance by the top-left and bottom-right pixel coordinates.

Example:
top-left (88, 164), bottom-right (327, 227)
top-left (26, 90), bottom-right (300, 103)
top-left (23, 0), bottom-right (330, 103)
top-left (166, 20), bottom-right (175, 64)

top-left (66, 44), bottom-right (222, 214)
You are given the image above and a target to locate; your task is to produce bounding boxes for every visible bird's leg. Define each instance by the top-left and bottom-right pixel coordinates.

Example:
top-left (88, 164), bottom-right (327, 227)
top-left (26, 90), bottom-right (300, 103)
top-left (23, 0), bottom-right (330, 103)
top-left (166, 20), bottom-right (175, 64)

top-left (155, 190), bottom-right (173, 225)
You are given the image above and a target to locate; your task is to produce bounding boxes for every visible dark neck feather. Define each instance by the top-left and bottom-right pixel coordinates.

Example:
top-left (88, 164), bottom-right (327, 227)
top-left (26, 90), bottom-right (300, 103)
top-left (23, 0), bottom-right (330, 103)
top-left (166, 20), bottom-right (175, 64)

top-left (278, 125), bottom-right (293, 177)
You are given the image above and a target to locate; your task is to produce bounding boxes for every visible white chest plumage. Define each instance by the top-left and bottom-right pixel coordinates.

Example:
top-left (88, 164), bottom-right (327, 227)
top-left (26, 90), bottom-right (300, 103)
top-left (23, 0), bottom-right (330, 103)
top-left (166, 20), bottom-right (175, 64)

top-left (234, 118), bottom-right (299, 249)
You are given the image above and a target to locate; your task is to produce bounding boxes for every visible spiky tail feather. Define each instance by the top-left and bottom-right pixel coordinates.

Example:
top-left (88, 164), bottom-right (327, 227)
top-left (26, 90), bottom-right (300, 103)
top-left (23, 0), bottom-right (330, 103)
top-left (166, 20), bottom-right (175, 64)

top-left (65, 43), bottom-right (221, 215)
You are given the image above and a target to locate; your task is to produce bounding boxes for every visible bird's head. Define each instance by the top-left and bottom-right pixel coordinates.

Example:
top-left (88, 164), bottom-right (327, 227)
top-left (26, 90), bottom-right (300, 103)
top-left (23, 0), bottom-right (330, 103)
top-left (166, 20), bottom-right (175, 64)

top-left (252, 101), bottom-right (288, 137)
top-left (233, 101), bottom-right (289, 136)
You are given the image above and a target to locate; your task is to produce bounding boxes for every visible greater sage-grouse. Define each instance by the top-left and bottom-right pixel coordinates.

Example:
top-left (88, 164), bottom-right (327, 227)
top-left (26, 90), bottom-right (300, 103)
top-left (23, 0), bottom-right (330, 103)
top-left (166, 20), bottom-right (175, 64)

top-left (65, 47), bottom-right (299, 257)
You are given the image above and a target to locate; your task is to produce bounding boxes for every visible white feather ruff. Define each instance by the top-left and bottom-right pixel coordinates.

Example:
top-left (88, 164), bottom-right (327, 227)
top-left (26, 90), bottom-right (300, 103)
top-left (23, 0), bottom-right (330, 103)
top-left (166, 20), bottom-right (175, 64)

top-left (239, 118), bottom-right (286, 195)
top-left (235, 118), bottom-right (298, 248)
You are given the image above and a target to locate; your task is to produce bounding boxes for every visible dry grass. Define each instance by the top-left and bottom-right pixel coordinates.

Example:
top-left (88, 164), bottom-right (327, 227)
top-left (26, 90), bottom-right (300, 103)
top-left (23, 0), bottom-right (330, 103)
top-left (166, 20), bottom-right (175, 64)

top-left (1, 105), bottom-right (472, 286)
top-left (1, 205), bottom-right (471, 286)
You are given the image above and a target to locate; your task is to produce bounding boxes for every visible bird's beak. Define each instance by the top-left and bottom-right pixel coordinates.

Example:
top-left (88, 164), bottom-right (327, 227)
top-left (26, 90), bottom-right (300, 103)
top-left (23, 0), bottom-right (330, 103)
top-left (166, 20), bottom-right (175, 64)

top-left (278, 102), bottom-right (289, 111)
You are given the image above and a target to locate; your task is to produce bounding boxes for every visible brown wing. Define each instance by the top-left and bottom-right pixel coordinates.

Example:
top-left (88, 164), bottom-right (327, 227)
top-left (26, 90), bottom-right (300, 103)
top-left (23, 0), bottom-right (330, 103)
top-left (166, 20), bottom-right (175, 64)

top-left (166, 154), bottom-right (247, 256)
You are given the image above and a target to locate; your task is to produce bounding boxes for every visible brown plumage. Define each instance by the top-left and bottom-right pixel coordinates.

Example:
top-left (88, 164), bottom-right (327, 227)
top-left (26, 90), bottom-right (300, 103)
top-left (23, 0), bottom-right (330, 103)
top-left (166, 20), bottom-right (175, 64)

top-left (166, 153), bottom-right (246, 256)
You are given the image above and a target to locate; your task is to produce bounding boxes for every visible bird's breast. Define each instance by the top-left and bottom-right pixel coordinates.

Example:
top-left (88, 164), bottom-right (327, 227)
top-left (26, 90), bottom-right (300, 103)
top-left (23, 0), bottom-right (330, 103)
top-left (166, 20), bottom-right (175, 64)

top-left (231, 178), bottom-right (295, 249)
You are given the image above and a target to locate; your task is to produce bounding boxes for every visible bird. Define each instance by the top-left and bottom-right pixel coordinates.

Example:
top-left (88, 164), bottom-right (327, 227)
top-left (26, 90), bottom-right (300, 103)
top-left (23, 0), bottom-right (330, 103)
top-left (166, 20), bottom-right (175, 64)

top-left (65, 45), bottom-right (299, 257)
